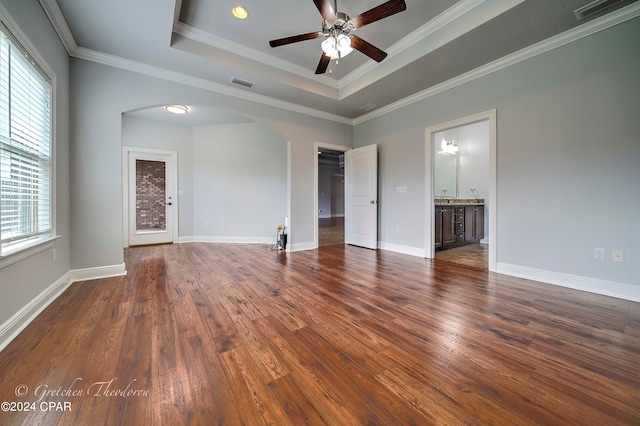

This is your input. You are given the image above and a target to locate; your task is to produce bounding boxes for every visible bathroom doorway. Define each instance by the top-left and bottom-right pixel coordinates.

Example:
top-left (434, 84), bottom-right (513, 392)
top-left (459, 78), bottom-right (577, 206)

top-left (425, 110), bottom-right (496, 271)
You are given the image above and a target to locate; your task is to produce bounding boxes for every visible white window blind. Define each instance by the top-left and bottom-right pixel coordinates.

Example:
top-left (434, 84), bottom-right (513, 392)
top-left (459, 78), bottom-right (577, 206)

top-left (0, 23), bottom-right (53, 249)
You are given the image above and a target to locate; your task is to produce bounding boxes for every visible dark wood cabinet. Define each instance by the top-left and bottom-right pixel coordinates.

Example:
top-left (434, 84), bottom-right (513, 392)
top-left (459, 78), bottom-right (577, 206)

top-left (464, 206), bottom-right (484, 242)
top-left (435, 207), bottom-right (442, 248)
top-left (455, 207), bottom-right (465, 243)
top-left (435, 206), bottom-right (455, 249)
top-left (435, 204), bottom-right (484, 251)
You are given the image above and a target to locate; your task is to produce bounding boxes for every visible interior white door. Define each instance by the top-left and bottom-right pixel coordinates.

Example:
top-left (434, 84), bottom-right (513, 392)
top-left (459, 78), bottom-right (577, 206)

top-left (128, 151), bottom-right (176, 246)
top-left (345, 144), bottom-right (378, 249)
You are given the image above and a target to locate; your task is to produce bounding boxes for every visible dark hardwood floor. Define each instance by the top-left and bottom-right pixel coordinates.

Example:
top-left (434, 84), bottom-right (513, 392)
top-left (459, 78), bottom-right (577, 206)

top-left (0, 243), bottom-right (638, 425)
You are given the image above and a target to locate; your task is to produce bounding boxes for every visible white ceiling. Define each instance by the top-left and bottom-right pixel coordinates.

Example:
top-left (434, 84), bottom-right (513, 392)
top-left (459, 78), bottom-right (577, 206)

top-left (43, 0), bottom-right (640, 123)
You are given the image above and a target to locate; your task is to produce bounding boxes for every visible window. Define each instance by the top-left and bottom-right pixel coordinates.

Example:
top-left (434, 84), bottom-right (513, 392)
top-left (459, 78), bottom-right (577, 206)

top-left (0, 22), bottom-right (53, 255)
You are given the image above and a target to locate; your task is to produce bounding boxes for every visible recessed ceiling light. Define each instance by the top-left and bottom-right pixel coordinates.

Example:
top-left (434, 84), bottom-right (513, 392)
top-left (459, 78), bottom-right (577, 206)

top-left (232, 6), bottom-right (249, 19)
top-left (165, 105), bottom-right (188, 114)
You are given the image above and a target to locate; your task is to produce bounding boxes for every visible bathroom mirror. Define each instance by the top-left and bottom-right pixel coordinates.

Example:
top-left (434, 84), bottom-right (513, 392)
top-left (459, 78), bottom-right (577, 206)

top-left (434, 128), bottom-right (459, 198)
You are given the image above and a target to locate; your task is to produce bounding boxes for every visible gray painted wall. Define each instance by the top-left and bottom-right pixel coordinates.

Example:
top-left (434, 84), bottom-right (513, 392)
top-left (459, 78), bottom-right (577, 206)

top-left (192, 123), bottom-right (287, 240)
top-left (121, 115), bottom-right (195, 238)
top-left (2, 0), bottom-right (638, 334)
top-left (354, 17), bottom-right (640, 286)
top-left (0, 0), bottom-right (71, 325)
top-left (69, 59), bottom-right (351, 268)
top-left (122, 118), bottom-right (288, 242)
top-left (318, 166), bottom-right (342, 218)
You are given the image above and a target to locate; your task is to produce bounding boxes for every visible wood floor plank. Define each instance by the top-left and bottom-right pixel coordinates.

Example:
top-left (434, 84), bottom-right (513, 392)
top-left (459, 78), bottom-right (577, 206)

top-left (218, 347), bottom-right (294, 426)
top-left (0, 243), bottom-right (638, 425)
top-left (266, 373), bottom-right (327, 425)
top-left (252, 315), bottom-right (366, 426)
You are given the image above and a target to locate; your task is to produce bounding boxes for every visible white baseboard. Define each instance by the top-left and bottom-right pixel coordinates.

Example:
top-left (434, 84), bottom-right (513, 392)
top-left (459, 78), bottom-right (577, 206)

top-left (70, 263), bottom-right (127, 283)
top-left (0, 263), bottom-right (127, 352)
top-left (318, 215), bottom-right (332, 219)
top-left (0, 271), bottom-right (73, 352)
top-left (378, 242), bottom-right (426, 258)
top-left (179, 236), bottom-right (271, 245)
top-left (497, 262), bottom-right (640, 302)
top-left (332, 214), bottom-right (345, 218)
top-left (288, 241), bottom-right (316, 252)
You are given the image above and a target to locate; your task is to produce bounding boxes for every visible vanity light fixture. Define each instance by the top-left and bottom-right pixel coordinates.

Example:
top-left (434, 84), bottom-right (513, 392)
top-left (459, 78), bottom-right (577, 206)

top-left (232, 5), bottom-right (249, 19)
top-left (439, 139), bottom-right (459, 155)
top-left (165, 105), bottom-right (189, 114)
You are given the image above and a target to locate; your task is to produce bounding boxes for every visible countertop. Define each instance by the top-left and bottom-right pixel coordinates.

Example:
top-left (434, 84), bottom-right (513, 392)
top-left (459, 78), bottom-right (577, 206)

top-left (434, 198), bottom-right (484, 206)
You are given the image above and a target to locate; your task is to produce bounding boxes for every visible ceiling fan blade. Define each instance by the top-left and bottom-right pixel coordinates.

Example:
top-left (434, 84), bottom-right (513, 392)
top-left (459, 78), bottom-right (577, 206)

top-left (350, 0), bottom-right (406, 28)
top-left (269, 32), bottom-right (323, 47)
top-left (315, 54), bottom-right (331, 74)
top-left (313, 0), bottom-right (337, 21)
top-left (350, 36), bottom-right (387, 62)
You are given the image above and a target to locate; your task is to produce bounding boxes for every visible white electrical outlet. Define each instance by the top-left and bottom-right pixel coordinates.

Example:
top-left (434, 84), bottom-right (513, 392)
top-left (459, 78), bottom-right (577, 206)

top-left (52, 248), bottom-right (56, 263)
top-left (594, 248), bottom-right (605, 260)
top-left (612, 249), bottom-right (624, 263)
top-left (395, 225), bottom-right (400, 234)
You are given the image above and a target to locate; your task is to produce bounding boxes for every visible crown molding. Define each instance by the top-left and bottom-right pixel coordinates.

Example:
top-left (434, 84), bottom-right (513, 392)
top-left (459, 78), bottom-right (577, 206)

top-left (37, 0), bottom-right (351, 124)
top-left (353, 1), bottom-right (640, 125)
top-left (339, 0), bottom-right (525, 98)
top-left (38, 0), bottom-right (77, 54)
top-left (171, 0), bottom-right (521, 100)
top-left (172, 21), bottom-right (339, 90)
top-left (172, 0), bottom-right (489, 95)
top-left (37, 0), bottom-right (640, 127)
top-left (339, 0), bottom-right (488, 94)
top-left (73, 46), bottom-right (353, 125)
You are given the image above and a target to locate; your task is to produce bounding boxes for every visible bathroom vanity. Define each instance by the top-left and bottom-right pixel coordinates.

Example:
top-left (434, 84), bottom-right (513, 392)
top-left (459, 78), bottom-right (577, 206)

top-left (434, 199), bottom-right (484, 250)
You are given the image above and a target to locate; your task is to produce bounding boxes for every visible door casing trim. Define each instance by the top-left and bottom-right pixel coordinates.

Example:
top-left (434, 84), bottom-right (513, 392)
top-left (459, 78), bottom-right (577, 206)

top-left (424, 109), bottom-right (497, 271)
top-left (122, 146), bottom-right (179, 247)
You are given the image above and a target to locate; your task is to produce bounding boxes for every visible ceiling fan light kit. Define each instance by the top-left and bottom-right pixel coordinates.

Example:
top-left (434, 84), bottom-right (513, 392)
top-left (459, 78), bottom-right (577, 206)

top-left (269, 0), bottom-right (406, 75)
top-left (321, 33), bottom-right (353, 59)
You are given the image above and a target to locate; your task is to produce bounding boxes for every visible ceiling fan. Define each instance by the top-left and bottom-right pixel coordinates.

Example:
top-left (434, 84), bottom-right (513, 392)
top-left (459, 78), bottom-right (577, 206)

top-left (269, 0), bottom-right (407, 74)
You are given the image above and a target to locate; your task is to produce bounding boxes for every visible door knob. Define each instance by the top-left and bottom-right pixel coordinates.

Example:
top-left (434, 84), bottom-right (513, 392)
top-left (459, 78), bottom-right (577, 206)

top-left (370, 200), bottom-right (376, 204)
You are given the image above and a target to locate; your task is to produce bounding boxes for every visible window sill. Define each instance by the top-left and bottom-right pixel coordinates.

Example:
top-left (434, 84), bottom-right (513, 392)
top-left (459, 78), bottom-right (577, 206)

top-left (0, 235), bottom-right (61, 269)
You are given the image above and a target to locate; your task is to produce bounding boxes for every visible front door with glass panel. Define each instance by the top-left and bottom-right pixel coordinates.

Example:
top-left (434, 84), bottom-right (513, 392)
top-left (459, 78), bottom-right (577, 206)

top-left (128, 151), bottom-right (176, 246)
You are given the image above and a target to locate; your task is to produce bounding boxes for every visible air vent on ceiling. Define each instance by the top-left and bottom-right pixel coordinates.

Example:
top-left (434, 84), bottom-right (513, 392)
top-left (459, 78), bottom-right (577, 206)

top-left (360, 103), bottom-right (379, 112)
top-left (230, 77), bottom-right (256, 89)
top-left (574, 0), bottom-right (624, 20)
